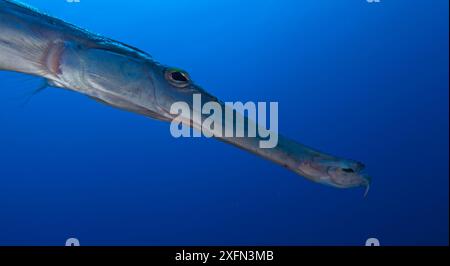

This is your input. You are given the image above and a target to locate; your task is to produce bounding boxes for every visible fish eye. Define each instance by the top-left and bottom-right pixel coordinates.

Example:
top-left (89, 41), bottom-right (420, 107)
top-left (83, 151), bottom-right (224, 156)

top-left (171, 71), bottom-right (189, 82)
top-left (165, 68), bottom-right (190, 88)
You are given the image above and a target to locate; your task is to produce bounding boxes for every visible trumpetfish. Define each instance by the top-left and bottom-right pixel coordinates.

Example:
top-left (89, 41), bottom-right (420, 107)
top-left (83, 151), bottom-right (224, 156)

top-left (0, 0), bottom-right (371, 194)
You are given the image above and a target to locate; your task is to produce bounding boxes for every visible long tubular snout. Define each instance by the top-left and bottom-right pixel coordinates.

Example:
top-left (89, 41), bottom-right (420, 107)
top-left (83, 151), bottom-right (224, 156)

top-left (176, 99), bottom-right (361, 187)
top-left (220, 129), bottom-right (371, 190)
top-left (168, 94), bottom-right (371, 191)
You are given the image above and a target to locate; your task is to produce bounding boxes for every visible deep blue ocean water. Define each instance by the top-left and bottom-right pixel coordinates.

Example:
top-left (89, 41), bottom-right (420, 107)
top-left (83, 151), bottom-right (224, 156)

top-left (0, 0), bottom-right (448, 246)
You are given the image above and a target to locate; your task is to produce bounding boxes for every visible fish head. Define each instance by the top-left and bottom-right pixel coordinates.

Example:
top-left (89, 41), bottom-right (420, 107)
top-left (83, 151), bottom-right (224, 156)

top-left (148, 63), bottom-right (218, 122)
top-left (146, 63), bottom-right (372, 195)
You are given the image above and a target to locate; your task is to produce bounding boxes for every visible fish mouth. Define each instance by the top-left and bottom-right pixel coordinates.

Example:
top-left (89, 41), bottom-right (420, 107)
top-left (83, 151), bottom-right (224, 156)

top-left (326, 164), bottom-right (372, 196)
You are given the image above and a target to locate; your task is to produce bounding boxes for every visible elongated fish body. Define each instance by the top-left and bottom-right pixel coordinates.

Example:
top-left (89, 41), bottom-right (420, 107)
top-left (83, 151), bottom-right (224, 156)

top-left (0, 0), bottom-right (163, 118)
top-left (0, 0), bottom-right (371, 192)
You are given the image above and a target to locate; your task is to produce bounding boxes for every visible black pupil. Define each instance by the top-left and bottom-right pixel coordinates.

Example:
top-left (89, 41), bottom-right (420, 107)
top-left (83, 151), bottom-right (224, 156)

top-left (342, 168), bottom-right (354, 173)
top-left (171, 71), bottom-right (188, 82)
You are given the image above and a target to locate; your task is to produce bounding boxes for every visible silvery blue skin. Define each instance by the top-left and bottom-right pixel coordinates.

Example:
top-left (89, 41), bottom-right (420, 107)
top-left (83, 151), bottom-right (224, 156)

top-left (0, 0), bottom-right (371, 194)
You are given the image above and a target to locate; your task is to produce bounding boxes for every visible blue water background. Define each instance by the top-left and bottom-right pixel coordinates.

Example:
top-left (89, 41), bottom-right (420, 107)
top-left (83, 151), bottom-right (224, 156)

top-left (0, 0), bottom-right (448, 245)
